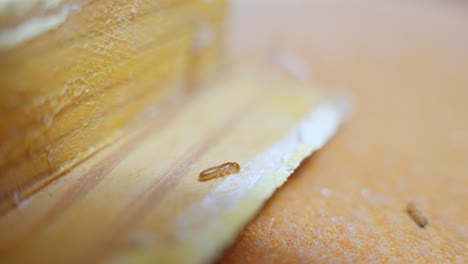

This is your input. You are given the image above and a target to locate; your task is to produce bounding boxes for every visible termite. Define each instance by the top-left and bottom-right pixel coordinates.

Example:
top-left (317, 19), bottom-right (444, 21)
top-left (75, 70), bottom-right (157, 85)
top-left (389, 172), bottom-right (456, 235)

top-left (406, 201), bottom-right (428, 228)
top-left (198, 162), bottom-right (240, 182)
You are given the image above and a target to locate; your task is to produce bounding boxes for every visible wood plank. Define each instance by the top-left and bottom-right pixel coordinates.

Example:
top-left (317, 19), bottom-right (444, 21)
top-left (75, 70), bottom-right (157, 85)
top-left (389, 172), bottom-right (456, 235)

top-left (0, 0), bottom-right (227, 204)
top-left (0, 72), bottom-right (344, 263)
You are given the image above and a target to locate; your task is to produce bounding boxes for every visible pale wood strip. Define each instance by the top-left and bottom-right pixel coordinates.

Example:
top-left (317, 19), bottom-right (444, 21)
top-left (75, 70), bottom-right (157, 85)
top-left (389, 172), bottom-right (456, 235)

top-left (0, 73), bottom-right (338, 264)
top-left (0, 72), bottom-right (344, 263)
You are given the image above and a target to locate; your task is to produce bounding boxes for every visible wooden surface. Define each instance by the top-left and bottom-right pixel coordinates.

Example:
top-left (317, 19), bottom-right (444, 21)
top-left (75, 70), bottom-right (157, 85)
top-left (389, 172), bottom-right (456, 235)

top-left (0, 72), bottom-right (344, 263)
top-left (220, 0), bottom-right (468, 263)
top-left (0, 0), bottom-right (227, 212)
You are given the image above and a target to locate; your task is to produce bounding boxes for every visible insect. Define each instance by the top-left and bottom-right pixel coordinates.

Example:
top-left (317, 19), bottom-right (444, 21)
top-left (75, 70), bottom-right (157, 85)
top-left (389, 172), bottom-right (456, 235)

top-left (198, 162), bottom-right (240, 182)
top-left (406, 201), bottom-right (428, 228)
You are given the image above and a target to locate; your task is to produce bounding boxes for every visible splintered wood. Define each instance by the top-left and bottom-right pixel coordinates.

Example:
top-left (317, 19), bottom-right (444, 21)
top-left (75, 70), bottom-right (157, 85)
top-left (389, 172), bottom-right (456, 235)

top-left (0, 74), bottom-right (344, 263)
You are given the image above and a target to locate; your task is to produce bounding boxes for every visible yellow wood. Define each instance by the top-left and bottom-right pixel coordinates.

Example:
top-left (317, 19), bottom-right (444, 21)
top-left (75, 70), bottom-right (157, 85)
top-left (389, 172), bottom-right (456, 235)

top-left (0, 72), bottom-right (342, 263)
top-left (0, 0), bottom-right (227, 206)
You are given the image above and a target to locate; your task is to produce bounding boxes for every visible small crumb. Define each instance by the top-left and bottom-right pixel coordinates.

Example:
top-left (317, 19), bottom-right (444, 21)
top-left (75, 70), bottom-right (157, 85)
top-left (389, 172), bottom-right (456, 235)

top-left (406, 201), bottom-right (428, 228)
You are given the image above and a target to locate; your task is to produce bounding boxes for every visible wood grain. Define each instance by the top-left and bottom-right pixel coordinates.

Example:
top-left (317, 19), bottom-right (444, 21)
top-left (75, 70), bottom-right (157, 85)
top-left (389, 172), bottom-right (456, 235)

top-left (0, 72), bottom-right (339, 263)
top-left (0, 0), bottom-right (227, 212)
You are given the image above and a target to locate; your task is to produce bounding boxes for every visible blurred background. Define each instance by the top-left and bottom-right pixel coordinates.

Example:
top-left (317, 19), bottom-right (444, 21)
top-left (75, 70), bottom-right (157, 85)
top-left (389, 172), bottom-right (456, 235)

top-left (220, 0), bottom-right (468, 262)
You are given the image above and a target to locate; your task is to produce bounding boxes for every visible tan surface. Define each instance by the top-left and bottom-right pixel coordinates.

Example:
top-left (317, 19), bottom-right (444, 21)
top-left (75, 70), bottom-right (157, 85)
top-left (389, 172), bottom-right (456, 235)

top-left (220, 0), bottom-right (468, 263)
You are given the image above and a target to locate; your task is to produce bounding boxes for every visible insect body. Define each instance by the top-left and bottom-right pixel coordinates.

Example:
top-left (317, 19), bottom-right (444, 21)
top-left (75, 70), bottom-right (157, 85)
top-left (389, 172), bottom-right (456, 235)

top-left (406, 202), bottom-right (428, 228)
top-left (198, 162), bottom-right (240, 182)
